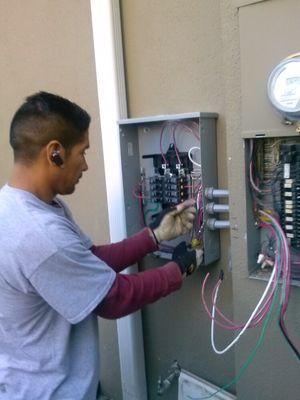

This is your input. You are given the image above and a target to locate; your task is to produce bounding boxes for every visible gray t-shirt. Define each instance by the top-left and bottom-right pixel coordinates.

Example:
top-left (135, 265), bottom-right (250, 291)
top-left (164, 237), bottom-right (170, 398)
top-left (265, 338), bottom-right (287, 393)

top-left (0, 184), bottom-right (116, 399)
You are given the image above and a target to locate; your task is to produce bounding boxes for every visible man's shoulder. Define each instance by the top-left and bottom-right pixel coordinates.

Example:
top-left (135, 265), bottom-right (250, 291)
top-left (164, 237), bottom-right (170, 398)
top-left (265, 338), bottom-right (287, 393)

top-left (0, 187), bottom-right (75, 277)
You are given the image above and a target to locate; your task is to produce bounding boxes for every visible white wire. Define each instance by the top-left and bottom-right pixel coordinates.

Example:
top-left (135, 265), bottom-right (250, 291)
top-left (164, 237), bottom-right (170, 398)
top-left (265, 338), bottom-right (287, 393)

top-left (188, 146), bottom-right (201, 168)
top-left (211, 263), bottom-right (277, 354)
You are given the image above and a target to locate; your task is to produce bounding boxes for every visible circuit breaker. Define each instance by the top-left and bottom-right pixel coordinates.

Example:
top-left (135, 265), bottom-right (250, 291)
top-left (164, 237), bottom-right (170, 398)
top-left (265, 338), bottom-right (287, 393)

top-left (118, 112), bottom-right (220, 266)
top-left (245, 136), bottom-right (300, 282)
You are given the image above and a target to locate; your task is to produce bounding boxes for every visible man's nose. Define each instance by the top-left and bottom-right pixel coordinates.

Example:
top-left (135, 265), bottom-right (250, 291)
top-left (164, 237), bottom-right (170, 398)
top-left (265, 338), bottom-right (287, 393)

top-left (83, 159), bottom-right (88, 171)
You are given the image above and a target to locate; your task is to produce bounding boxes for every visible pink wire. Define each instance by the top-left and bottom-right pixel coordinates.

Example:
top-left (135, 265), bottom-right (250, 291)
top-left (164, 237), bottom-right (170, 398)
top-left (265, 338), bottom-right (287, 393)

top-left (138, 196), bottom-right (146, 226)
top-left (159, 120), bottom-right (200, 167)
top-left (179, 121), bottom-right (200, 141)
top-left (201, 275), bottom-right (237, 330)
top-left (272, 216), bottom-right (290, 316)
top-left (132, 183), bottom-right (150, 199)
top-left (259, 212), bottom-right (300, 354)
top-left (196, 189), bottom-right (203, 227)
top-left (248, 148), bottom-right (297, 353)
top-left (212, 269), bottom-right (278, 328)
top-left (159, 124), bottom-right (168, 165)
top-left (201, 221), bottom-right (280, 330)
top-left (201, 266), bottom-right (278, 331)
top-left (171, 123), bottom-right (182, 165)
top-left (249, 160), bottom-right (271, 193)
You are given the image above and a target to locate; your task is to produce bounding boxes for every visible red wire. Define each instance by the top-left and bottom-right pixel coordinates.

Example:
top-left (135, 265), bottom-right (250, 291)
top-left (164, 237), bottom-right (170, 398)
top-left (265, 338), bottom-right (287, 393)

top-left (201, 267), bottom-right (278, 330)
top-left (172, 123), bottom-right (182, 165)
top-left (132, 183), bottom-right (150, 199)
top-left (159, 123), bottom-right (168, 165)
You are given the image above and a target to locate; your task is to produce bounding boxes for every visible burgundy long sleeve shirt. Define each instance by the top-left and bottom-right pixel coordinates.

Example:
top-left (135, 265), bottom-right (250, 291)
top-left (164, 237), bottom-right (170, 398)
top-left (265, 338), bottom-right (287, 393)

top-left (91, 228), bottom-right (183, 319)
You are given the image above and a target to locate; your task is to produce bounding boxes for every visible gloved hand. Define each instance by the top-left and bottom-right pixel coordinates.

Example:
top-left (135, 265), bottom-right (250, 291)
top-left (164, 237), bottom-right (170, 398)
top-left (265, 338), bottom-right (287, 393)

top-left (172, 241), bottom-right (203, 276)
top-left (149, 199), bottom-right (196, 243)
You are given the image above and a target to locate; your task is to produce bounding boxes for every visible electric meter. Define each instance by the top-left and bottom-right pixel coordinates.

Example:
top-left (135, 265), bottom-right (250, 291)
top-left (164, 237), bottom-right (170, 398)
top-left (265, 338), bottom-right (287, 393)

top-left (267, 53), bottom-right (300, 121)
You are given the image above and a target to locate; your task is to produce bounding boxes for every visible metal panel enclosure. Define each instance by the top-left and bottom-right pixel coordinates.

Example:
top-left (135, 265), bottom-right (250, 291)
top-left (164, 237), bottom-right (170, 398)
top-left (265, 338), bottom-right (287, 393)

top-left (119, 112), bottom-right (219, 265)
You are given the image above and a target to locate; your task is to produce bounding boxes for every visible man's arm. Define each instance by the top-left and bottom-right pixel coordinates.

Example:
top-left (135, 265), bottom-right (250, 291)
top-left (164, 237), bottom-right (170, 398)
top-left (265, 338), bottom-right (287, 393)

top-left (90, 228), bottom-right (157, 273)
top-left (91, 200), bottom-right (196, 272)
top-left (94, 241), bottom-right (201, 319)
top-left (94, 262), bottom-right (182, 319)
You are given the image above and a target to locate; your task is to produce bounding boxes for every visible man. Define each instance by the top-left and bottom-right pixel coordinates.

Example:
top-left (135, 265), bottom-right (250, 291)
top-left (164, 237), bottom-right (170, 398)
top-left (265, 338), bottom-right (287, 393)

top-left (0, 92), bottom-right (201, 399)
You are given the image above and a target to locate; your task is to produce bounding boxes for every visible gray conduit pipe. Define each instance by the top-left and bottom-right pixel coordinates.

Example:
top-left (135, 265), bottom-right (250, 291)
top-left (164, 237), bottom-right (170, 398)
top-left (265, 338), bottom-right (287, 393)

top-left (205, 187), bottom-right (229, 199)
top-left (207, 218), bottom-right (230, 230)
top-left (206, 203), bottom-right (229, 214)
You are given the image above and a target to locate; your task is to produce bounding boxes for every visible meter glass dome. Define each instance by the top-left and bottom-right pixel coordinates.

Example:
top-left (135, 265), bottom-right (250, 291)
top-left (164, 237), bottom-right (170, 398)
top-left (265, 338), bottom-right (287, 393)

top-left (268, 55), bottom-right (300, 119)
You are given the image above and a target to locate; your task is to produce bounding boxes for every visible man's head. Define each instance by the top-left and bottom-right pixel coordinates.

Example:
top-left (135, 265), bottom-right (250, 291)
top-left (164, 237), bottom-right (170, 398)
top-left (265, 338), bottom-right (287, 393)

top-left (9, 92), bottom-right (91, 197)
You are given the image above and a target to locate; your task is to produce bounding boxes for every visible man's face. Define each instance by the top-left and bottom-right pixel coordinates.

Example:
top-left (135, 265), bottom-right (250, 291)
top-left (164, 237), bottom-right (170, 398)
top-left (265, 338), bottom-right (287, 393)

top-left (57, 130), bottom-right (89, 195)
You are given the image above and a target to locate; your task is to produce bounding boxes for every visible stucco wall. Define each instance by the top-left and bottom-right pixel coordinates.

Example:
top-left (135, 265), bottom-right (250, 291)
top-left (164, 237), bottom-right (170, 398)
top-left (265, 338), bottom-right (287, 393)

top-left (225, 1), bottom-right (300, 399)
top-left (0, 0), bottom-right (109, 241)
top-left (120, 0), bottom-right (300, 399)
top-left (120, 1), bottom-right (234, 399)
top-left (0, 1), bottom-right (119, 397)
top-left (1, 1), bottom-right (298, 399)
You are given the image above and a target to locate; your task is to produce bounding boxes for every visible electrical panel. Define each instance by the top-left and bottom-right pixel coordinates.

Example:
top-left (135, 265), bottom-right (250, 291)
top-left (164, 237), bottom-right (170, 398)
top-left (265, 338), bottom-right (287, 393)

top-left (245, 136), bottom-right (300, 282)
top-left (118, 112), bottom-right (220, 266)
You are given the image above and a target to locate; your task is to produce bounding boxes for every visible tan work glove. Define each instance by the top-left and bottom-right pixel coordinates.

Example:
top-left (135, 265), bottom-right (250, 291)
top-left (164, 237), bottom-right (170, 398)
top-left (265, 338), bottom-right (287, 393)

top-left (149, 199), bottom-right (196, 243)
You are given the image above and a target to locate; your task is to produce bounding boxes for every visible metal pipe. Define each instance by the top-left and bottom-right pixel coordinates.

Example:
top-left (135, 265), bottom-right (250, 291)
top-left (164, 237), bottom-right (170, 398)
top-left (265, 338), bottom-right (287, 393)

top-left (206, 202), bottom-right (229, 214)
top-left (157, 361), bottom-right (181, 396)
top-left (205, 187), bottom-right (229, 199)
top-left (207, 218), bottom-right (230, 230)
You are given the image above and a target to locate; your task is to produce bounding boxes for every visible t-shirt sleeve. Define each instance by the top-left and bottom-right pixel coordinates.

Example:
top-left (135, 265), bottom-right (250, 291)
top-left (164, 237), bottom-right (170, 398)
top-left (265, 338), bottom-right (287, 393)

top-left (56, 197), bottom-right (93, 249)
top-left (29, 241), bottom-right (116, 324)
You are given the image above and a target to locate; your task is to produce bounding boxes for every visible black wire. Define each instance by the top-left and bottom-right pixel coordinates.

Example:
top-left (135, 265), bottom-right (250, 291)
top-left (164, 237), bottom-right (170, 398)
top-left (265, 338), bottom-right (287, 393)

top-left (278, 316), bottom-right (300, 361)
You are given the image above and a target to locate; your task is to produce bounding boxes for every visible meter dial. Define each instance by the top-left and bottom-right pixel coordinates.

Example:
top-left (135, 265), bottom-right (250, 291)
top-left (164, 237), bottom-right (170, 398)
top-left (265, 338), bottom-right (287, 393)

top-left (267, 53), bottom-right (300, 121)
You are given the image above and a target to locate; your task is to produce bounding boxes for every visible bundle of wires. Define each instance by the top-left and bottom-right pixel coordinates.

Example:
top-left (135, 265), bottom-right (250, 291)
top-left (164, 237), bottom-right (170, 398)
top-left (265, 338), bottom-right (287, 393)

top-left (191, 277), bottom-right (279, 400)
top-left (202, 211), bottom-right (299, 359)
top-left (194, 139), bottom-right (299, 399)
top-left (250, 138), bottom-right (300, 280)
top-left (248, 139), bottom-right (299, 359)
top-left (196, 209), bottom-right (298, 400)
top-left (159, 120), bottom-right (200, 167)
top-left (137, 120), bottom-right (203, 236)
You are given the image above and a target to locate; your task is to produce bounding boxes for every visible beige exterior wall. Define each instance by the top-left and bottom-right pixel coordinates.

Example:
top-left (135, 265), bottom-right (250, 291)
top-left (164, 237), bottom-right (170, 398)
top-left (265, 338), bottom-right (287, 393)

top-left (1, 1), bottom-right (299, 399)
top-left (121, 1), bottom-right (300, 399)
top-left (0, 1), bottom-right (118, 397)
top-left (0, 0), bottom-right (109, 242)
top-left (120, 1), bottom-right (233, 399)
top-left (0, 1), bottom-right (233, 398)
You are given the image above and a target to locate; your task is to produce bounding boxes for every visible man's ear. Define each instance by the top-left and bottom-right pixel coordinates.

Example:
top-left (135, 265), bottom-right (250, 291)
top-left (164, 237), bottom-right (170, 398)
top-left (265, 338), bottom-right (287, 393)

top-left (51, 150), bottom-right (64, 166)
top-left (47, 141), bottom-right (65, 168)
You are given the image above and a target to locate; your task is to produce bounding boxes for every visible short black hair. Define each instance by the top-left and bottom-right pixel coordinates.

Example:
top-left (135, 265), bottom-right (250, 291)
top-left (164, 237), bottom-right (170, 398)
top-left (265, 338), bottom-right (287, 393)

top-left (10, 91), bottom-right (91, 162)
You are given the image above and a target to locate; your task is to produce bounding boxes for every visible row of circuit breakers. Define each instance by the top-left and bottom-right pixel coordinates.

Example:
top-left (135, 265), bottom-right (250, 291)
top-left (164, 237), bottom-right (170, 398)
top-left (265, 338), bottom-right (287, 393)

top-left (144, 144), bottom-right (192, 206)
top-left (281, 143), bottom-right (300, 248)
